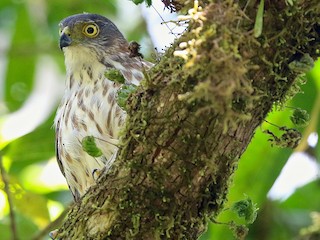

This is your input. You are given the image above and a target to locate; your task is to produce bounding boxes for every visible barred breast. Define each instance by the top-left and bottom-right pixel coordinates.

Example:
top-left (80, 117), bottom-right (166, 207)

top-left (55, 59), bottom-right (125, 200)
top-left (55, 44), bottom-right (150, 200)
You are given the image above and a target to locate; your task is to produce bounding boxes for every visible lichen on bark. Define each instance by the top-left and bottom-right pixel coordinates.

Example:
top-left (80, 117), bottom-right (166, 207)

top-left (54, 1), bottom-right (320, 239)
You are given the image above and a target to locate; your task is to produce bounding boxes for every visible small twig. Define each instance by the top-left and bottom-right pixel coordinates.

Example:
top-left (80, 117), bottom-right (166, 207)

top-left (32, 205), bottom-right (70, 240)
top-left (151, 5), bottom-right (179, 38)
top-left (0, 152), bottom-right (18, 240)
top-left (264, 119), bottom-right (281, 128)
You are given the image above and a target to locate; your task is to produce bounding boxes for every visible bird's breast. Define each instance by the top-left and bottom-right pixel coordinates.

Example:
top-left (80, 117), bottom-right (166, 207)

top-left (55, 72), bottom-right (126, 197)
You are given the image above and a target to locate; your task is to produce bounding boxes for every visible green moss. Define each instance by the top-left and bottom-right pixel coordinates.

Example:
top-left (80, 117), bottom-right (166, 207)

top-left (101, 1), bottom-right (319, 239)
top-left (264, 127), bottom-right (302, 149)
top-left (116, 84), bottom-right (137, 111)
top-left (232, 197), bottom-right (258, 224)
top-left (129, 214), bottom-right (141, 236)
top-left (290, 108), bottom-right (310, 127)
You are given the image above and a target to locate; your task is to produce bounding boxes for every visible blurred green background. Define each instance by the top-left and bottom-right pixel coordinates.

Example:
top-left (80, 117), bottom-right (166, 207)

top-left (0, 1), bottom-right (319, 239)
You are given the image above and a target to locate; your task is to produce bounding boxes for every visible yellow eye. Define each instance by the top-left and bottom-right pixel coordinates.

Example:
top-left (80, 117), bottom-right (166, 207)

top-left (83, 23), bottom-right (99, 38)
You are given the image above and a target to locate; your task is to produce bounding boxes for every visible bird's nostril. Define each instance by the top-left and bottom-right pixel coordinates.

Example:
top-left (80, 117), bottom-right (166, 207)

top-left (60, 33), bottom-right (72, 49)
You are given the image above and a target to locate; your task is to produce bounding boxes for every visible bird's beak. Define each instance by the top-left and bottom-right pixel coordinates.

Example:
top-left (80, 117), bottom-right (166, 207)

top-left (59, 27), bottom-right (72, 50)
top-left (60, 33), bottom-right (72, 49)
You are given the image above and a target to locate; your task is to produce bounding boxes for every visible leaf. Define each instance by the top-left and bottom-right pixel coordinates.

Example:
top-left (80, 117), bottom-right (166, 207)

top-left (131, 0), bottom-right (152, 6)
top-left (5, 4), bottom-right (37, 112)
top-left (12, 187), bottom-right (50, 227)
top-left (5, 115), bottom-right (55, 175)
top-left (145, 0), bottom-right (152, 6)
top-left (82, 136), bottom-right (103, 157)
top-left (281, 181), bottom-right (320, 210)
top-left (0, 213), bottom-right (39, 239)
top-left (131, 0), bottom-right (144, 5)
top-left (254, 0), bottom-right (264, 38)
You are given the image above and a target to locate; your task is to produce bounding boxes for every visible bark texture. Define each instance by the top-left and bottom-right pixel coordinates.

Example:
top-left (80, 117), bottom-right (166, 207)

top-left (55, 1), bottom-right (320, 239)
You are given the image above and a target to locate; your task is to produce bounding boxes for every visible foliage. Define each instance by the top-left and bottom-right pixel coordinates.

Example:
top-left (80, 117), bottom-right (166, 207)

top-left (253, 0), bottom-right (264, 38)
top-left (0, 0), bottom-right (319, 239)
top-left (117, 84), bottom-right (137, 110)
top-left (132, 0), bottom-right (152, 7)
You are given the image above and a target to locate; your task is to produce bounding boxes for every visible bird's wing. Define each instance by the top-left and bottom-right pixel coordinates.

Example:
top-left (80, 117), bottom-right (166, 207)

top-left (55, 121), bottom-right (80, 201)
top-left (55, 120), bottom-right (66, 178)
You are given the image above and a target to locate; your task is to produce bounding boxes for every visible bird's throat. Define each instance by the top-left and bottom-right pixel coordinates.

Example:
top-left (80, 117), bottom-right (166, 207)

top-left (63, 47), bottom-right (106, 90)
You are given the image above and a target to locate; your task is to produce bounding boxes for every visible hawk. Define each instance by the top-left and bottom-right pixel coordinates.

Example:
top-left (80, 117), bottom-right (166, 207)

top-left (55, 13), bottom-right (152, 201)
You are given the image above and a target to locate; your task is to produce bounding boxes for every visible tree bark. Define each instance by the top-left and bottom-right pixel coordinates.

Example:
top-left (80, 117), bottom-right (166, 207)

top-left (55, 1), bottom-right (320, 239)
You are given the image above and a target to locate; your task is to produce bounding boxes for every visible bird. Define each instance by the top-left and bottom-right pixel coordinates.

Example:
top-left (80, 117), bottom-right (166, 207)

top-left (55, 13), bottom-right (152, 201)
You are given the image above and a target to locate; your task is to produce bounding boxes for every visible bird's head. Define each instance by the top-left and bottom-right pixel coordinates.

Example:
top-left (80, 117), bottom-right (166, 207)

top-left (59, 13), bottom-right (152, 85)
top-left (59, 13), bottom-right (128, 64)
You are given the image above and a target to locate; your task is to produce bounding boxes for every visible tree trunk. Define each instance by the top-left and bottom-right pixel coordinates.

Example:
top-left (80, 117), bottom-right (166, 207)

top-left (55, 1), bottom-right (320, 239)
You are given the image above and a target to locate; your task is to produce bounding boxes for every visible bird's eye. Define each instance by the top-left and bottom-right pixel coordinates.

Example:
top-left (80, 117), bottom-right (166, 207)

top-left (83, 23), bottom-right (99, 38)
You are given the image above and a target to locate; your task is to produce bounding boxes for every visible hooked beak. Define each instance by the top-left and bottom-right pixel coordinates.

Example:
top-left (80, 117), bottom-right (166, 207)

top-left (59, 33), bottom-right (72, 50)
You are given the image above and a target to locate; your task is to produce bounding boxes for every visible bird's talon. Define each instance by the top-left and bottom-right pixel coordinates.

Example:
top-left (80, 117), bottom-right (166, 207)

top-left (92, 167), bottom-right (105, 181)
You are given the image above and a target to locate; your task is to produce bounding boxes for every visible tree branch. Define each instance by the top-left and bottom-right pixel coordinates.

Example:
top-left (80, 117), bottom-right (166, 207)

top-left (54, 1), bottom-right (320, 239)
top-left (0, 152), bottom-right (18, 240)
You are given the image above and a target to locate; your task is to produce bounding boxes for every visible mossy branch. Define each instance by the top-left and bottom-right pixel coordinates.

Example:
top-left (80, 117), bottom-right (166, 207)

top-left (55, 1), bottom-right (320, 239)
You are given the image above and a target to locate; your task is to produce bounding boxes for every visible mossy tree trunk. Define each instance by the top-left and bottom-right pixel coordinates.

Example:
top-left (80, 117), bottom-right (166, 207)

top-left (55, 1), bottom-right (320, 239)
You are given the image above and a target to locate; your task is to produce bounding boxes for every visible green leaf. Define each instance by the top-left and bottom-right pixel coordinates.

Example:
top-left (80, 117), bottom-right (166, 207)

top-left (131, 0), bottom-right (152, 6)
top-left (13, 190), bottom-right (50, 227)
top-left (0, 222), bottom-right (11, 240)
top-left (5, 116), bottom-right (55, 175)
top-left (281, 181), bottom-right (320, 210)
top-left (5, 4), bottom-right (37, 112)
top-left (131, 0), bottom-right (144, 5)
top-left (0, 212), bottom-right (39, 239)
top-left (254, 0), bottom-right (264, 38)
top-left (145, 0), bottom-right (152, 6)
top-left (82, 136), bottom-right (103, 157)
